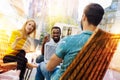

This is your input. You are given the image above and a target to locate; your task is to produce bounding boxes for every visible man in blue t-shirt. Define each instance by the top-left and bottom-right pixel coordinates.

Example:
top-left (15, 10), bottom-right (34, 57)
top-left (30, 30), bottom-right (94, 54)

top-left (46, 3), bottom-right (104, 80)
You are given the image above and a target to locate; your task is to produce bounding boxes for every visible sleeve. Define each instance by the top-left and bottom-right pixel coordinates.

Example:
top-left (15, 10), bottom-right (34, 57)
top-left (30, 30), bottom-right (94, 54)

top-left (55, 37), bottom-right (67, 59)
top-left (9, 30), bottom-right (26, 50)
top-left (8, 30), bottom-right (20, 44)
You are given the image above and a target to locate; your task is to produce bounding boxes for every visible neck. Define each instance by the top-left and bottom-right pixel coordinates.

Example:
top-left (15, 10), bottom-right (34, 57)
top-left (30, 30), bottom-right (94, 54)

top-left (21, 31), bottom-right (28, 38)
top-left (83, 24), bottom-right (96, 32)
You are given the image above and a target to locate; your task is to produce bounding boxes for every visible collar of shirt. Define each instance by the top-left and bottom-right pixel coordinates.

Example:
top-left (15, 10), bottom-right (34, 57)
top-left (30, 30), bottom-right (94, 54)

top-left (45, 38), bottom-right (59, 45)
top-left (81, 30), bottom-right (93, 35)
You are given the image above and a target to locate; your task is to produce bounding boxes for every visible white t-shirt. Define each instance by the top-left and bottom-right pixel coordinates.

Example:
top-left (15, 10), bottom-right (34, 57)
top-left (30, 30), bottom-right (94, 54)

top-left (44, 38), bottom-right (59, 63)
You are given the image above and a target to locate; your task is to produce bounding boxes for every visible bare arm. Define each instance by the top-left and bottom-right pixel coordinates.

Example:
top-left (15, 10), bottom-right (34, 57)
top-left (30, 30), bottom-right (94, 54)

top-left (46, 54), bottom-right (62, 71)
top-left (41, 42), bottom-right (45, 55)
top-left (41, 35), bottom-right (50, 55)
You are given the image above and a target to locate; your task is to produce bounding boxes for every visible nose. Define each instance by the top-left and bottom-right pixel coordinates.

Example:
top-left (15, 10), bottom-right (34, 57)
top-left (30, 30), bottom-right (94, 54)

top-left (53, 34), bottom-right (59, 37)
top-left (29, 26), bottom-right (34, 30)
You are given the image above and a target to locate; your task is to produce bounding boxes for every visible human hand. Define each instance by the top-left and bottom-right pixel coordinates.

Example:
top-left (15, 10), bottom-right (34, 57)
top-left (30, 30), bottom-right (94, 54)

top-left (42, 35), bottom-right (50, 44)
top-left (16, 37), bottom-right (22, 41)
top-left (12, 36), bottom-right (26, 49)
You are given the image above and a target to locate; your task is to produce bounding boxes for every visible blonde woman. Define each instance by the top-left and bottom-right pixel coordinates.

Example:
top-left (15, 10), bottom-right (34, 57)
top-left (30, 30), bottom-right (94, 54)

top-left (3, 19), bottom-right (36, 80)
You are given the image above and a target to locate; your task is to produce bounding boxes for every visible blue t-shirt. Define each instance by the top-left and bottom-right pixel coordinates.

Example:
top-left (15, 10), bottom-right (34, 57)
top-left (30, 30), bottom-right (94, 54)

top-left (51, 30), bottom-right (93, 80)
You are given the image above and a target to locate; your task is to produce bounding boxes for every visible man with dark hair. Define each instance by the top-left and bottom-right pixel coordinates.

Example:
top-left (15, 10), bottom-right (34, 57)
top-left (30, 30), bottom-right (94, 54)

top-left (36, 26), bottom-right (61, 63)
top-left (35, 26), bottom-right (61, 80)
top-left (46, 3), bottom-right (104, 80)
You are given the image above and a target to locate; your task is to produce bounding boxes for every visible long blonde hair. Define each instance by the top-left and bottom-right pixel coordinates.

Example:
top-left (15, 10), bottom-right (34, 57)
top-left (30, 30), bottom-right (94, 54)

top-left (20, 19), bottom-right (36, 38)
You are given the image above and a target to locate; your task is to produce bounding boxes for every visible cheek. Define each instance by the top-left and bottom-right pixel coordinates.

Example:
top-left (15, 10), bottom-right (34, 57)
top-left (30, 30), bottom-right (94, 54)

top-left (31, 28), bottom-right (35, 33)
top-left (25, 24), bottom-right (29, 29)
top-left (32, 27), bottom-right (34, 30)
top-left (25, 26), bottom-right (28, 31)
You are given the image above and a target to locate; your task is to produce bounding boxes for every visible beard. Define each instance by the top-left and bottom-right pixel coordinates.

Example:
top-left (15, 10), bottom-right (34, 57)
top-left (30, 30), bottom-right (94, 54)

top-left (80, 21), bottom-right (83, 31)
top-left (53, 37), bottom-right (60, 43)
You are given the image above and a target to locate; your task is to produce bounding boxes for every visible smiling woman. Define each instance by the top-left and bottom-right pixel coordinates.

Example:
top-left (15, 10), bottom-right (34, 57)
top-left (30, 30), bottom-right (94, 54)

top-left (1, 19), bottom-right (36, 80)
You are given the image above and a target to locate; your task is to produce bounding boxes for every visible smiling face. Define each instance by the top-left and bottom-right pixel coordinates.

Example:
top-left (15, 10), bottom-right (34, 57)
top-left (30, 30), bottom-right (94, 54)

top-left (25, 21), bottom-right (35, 34)
top-left (51, 28), bottom-right (61, 43)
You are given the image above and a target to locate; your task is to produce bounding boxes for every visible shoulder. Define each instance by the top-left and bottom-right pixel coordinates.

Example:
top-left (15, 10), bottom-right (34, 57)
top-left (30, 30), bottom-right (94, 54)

top-left (60, 31), bottom-right (92, 43)
top-left (81, 30), bottom-right (93, 35)
top-left (61, 34), bottom-right (79, 41)
top-left (8, 30), bottom-right (22, 42)
top-left (11, 30), bottom-right (21, 34)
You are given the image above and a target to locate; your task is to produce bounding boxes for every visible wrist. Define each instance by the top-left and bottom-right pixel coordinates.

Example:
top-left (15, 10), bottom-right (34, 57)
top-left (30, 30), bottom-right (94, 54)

top-left (42, 42), bottom-right (46, 45)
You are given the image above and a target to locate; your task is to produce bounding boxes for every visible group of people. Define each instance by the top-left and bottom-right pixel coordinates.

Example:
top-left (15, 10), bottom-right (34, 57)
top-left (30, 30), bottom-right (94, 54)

top-left (1, 3), bottom-right (104, 80)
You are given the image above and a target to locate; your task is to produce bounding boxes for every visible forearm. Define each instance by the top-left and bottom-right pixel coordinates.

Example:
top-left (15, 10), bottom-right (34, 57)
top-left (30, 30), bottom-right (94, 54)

top-left (11, 40), bottom-right (18, 49)
top-left (41, 36), bottom-right (50, 55)
top-left (41, 42), bottom-right (45, 55)
top-left (46, 54), bottom-right (62, 71)
top-left (11, 37), bottom-right (26, 50)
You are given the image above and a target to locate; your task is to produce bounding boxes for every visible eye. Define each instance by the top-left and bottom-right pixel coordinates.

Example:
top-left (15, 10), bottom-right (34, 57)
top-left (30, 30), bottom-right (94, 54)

top-left (29, 23), bottom-right (31, 25)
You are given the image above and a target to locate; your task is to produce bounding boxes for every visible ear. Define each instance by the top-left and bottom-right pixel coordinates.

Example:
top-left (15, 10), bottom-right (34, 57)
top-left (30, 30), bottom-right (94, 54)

top-left (82, 14), bottom-right (86, 21)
